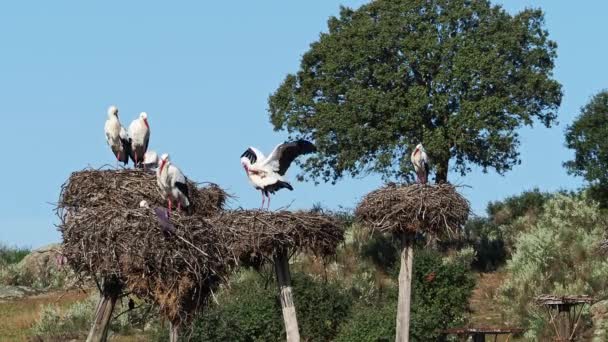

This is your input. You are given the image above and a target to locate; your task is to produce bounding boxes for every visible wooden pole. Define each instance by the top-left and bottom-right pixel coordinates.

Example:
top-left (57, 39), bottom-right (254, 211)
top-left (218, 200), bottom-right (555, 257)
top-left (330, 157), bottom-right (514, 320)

top-left (169, 321), bottom-right (180, 342)
top-left (395, 233), bottom-right (414, 342)
top-left (274, 247), bottom-right (301, 342)
top-left (86, 277), bottom-right (122, 342)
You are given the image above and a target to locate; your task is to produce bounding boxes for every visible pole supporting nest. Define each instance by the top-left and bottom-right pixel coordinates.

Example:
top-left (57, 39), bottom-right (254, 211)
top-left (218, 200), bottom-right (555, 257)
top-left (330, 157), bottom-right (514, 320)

top-left (356, 183), bottom-right (470, 342)
top-left (274, 247), bottom-right (300, 342)
top-left (86, 276), bottom-right (123, 342)
top-left (396, 233), bottom-right (414, 342)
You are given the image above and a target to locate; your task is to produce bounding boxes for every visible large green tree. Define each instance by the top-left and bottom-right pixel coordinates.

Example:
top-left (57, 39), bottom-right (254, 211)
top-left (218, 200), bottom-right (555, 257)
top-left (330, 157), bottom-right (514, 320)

top-left (269, 0), bottom-right (562, 183)
top-left (564, 90), bottom-right (608, 206)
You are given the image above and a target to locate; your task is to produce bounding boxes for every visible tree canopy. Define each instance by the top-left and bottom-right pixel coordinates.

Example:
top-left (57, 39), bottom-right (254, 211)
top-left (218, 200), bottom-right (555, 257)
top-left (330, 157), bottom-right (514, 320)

top-left (564, 90), bottom-right (608, 206)
top-left (269, 0), bottom-right (562, 183)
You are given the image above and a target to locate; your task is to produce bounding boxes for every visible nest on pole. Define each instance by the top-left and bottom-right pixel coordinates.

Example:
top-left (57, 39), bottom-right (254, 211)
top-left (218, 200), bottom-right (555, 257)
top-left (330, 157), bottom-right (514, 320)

top-left (60, 168), bottom-right (226, 217)
top-left (57, 168), bottom-right (236, 325)
top-left (355, 183), bottom-right (470, 238)
top-left (212, 210), bottom-right (345, 263)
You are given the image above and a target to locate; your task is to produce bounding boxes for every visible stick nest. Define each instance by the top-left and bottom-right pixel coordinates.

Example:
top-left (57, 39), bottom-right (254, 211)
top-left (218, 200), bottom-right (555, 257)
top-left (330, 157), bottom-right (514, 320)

top-left (60, 168), bottom-right (226, 217)
top-left (213, 210), bottom-right (344, 259)
top-left (57, 169), bottom-right (235, 324)
top-left (355, 183), bottom-right (469, 237)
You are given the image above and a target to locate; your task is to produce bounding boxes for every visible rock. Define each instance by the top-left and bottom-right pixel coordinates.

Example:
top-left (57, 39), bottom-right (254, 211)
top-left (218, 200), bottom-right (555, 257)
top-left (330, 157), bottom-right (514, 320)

top-left (0, 284), bottom-right (35, 299)
top-left (15, 243), bottom-right (72, 289)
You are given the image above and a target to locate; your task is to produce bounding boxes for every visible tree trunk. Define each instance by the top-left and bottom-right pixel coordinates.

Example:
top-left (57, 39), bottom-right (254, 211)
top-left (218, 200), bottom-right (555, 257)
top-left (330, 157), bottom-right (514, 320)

top-left (169, 321), bottom-right (179, 342)
top-left (274, 247), bottom-right (300, 342)
top-left (86, 277), bottom-right (122, 342)
top-left (395, 233), bottom-right (414, 342)
top-left (434, 157), bottom-right (449, 184)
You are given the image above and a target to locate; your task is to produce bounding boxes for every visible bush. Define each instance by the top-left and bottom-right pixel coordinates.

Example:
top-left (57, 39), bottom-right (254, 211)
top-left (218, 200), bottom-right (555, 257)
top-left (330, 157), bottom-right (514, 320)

top-left (464, 218), bottom-right (507, 271)
top-left (336, 249), bottom-right (475, 341)
top-left (361, 235), bottom-right (399, 272)
top-left (499, 194), bottom-right (608, 339)
top-left (190, 270), bottom-right (353, 341)
top-left (31, 294), bottom-right (97, 340)
top-left (0, 243), bottom-right (30, 265)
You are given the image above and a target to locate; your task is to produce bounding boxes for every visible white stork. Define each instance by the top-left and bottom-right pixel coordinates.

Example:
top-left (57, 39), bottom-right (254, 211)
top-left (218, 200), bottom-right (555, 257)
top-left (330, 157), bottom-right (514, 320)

top-left (410, 143), bottom-right (429, 184)
top-left (128, 112), bottom-right (150, 167)
top-left (104, 105), bottom-right (131, 165)
top-left (157, 153), bottom-right (191, 215)
top-left (240, 140), bottom-right (316, 209)
top-left (142, 150), bottom-right (159, 170)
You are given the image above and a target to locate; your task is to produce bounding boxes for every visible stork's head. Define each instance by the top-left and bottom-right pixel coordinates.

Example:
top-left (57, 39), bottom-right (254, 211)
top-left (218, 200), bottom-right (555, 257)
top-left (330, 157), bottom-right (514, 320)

top-left (159, 153), bottom-right (170, 173)
top-left (107, 105), bottom-right (118, 119)
top-left (240, 158), bottom-right (250, 174)
top-left (140, 112), bottom-right (149, 129)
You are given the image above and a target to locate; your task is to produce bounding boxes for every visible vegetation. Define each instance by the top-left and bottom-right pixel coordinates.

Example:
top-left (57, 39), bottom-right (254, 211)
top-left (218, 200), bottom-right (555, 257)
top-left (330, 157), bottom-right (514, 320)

top-left (499, 194), bottom-right (608, 339)
top-left (186, 245), bottom-right (474, 342)
top-left (462, 188), bottom-right (553, 271)
top-left (0, 244), bottom-right (29, 266)
top-left (269, 0), bottom-right (562, 183)
top-left (564, 90), bottom-right (608, 207)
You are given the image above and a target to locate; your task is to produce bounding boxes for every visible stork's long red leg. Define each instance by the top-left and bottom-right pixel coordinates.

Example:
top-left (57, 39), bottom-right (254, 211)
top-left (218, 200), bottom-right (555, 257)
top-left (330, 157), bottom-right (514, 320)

top-left (267, 195), bottom-right (271, 210)
top-left (168, 198), bottom-right (173, 217)
top-left (261, 191), bottom-right (265, 209)
top-left (177, 200), bottom-right (182, 212)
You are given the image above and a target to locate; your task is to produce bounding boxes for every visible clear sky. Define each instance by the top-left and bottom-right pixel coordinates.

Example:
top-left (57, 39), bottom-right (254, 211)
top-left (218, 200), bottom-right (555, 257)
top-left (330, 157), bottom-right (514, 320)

top-left (0, 1), bottom-right (605, 248)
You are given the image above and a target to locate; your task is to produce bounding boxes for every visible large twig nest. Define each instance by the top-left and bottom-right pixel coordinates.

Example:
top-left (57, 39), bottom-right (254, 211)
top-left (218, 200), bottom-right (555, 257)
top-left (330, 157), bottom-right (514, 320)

top-left (213, 210), bottom-right (344, 259)
top-left (60, 168), bottom-right (226, 217)
top-left (57, 169), bottom-right (235, 325)
top-left (355, 183), bottom-right (469, 237)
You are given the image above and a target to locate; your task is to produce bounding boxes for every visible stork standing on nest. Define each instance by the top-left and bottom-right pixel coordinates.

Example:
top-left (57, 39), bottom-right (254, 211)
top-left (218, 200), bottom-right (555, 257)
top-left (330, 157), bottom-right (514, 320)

top-left (240, 140), bottom-right (316, 209)
top-left (128, 112), bottom-right (150, 167)
top-left (411, 143), bottom-right (429, 184)
top-left (157, 153), bottom-right (191, 215)
top-left (142, 150), bottom-right (159, 170)
top-left (104, 105), bottom-right (131, 166)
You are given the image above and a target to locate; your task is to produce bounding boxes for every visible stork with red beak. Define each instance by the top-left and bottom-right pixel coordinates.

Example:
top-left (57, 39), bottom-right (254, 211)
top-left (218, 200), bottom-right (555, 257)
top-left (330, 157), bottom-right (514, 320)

top-left (157, 153), bottom-right (191, 215)
top-left (240, 140), bottom-right (316, 209)
top-left (128, 112), bottom-right (150, 167)
top-left (104, 105), bottom-right (131, 165)
top-left (410, 143), bottom-right (429, 184)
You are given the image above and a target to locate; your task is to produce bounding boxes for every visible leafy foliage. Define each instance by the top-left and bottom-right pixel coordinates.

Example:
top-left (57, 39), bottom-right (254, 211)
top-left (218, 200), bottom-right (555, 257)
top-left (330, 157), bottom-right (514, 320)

top-left (0, 243), bottom-right (29, 265)
top-left (336, 249), bottom-right (475, 341)
top-left (499, 195), bottom-right (608, 339)
top-left (463, 189), bottom-right (552, 270)
top-left (190, 271), bottom-right (353, 341)
top-left (268, 0), bottom-right (562, 183)
top-left (564, 90), bottom-right (608, 207)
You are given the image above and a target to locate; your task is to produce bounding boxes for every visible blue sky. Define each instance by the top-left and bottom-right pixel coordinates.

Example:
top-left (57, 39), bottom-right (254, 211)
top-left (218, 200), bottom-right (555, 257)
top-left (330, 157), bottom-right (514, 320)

top-left (0, 1), bottom-right (605, 248)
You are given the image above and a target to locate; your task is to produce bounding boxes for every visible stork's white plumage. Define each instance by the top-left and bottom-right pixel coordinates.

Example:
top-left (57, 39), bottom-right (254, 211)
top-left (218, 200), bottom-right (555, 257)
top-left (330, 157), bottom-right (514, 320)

top-left (104, 105), bottom-right (131, 165)
top-left (157, 153), bottom-right (191, 215)
top-left (142, 150), bottom-right (159, 170)
top-left (240, 140), bottom-right (316, 209)
top-left (128, 112), bottom-right (150, 167)
top-left (410, 143), bottom-right (429, 184)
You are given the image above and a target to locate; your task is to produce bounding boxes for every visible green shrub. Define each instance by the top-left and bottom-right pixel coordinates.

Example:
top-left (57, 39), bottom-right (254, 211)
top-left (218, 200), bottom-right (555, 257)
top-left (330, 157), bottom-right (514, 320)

top-left (189, 270), bottom-right (353, 341)
top-left (334, 295), bottom-right (396, 342)
top-left (499, 194), bottom-right (608, 339)
top-left (336, 249), bottom-right (475, 341)
top-left (31, 294), bottom-right (97, 340)
top-left (361, 235), bottom-right (399, 272)
top-left (0, 243), bottom-right (30, 265)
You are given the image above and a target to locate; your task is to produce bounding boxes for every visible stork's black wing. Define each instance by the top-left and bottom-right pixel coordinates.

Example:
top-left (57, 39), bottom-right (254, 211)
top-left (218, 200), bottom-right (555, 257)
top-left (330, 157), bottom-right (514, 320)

top-left (240, 148), bottom-right (258, 164)
top-left (175, 181), bottom-right (190, 202)
top-left (265, 140), bottom-right (316, 175)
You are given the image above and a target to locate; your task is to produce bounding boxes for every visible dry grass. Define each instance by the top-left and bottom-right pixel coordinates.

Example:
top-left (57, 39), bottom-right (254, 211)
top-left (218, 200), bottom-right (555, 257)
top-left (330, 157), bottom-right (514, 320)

top-left (0, 289), bottom-right (88, 341)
